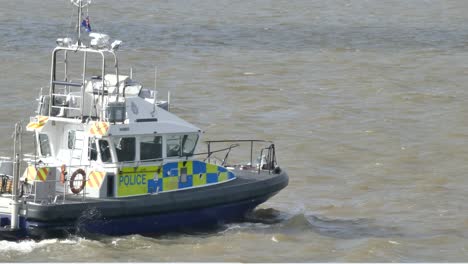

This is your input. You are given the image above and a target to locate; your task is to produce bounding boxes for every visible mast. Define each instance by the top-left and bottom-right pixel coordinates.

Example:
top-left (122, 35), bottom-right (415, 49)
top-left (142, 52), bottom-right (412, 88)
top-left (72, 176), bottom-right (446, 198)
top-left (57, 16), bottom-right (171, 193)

top-left (77, 0), bottom-right (82, 45)
top-left (71, 0), bottom-right (91, 45)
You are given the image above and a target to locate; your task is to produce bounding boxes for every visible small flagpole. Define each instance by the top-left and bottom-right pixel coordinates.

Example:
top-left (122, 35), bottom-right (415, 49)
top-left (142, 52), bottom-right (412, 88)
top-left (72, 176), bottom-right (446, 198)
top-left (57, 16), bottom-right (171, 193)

top-left (154, 66), bottom-right (157, 93)
top-left (154, 66), bottom-right (157, 109)
top-left (151, 67), bottom-right (157, 117)
top-left (167, 90), bottom-right (171, 112)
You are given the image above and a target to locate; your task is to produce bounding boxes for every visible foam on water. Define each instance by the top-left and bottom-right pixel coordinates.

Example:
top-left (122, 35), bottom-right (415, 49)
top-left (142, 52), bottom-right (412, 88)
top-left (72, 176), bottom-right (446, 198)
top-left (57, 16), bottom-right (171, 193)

top-left (0, 239), bottom-right (59, 254)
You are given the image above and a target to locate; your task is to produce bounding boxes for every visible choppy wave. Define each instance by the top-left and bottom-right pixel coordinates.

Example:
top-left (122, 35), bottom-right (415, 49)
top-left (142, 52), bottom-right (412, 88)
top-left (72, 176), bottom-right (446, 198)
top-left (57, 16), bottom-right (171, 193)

top-left (232, 208), bottom-right (404, 240)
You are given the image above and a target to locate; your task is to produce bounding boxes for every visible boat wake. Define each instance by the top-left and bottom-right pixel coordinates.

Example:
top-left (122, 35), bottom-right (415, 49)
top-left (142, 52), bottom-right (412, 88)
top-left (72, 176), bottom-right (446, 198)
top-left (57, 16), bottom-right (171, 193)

top-left (302, 215), bottom-right (404, 239)
top-left (224, 208), bottom-right (405, 240)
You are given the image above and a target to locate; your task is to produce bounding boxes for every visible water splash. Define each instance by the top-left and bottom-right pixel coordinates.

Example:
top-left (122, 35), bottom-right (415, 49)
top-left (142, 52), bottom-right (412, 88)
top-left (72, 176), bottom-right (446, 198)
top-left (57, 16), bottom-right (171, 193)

top-left (244, 208), bottom-right (285, 224)
top-left (0, 239), bottom-right (59, 254)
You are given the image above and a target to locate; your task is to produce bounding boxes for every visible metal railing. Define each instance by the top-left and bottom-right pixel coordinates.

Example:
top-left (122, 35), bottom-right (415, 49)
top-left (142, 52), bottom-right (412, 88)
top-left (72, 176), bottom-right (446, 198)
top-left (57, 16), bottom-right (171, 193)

top-left (17, 139), bottom-right (279, 205)
top-left (194, 140), bottom-right (278, 174)
top-left (48, 46), bottom-right (121, 122)
top-left (258, 143), bottom-right (277, 174)
top-left (21, 169), bottom-right (86, 204)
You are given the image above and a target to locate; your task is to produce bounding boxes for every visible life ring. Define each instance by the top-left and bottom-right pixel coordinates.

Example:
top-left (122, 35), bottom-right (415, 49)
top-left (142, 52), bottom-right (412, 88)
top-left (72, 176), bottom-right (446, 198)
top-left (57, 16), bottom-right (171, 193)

top-left (70, 169), bottom-right (86, 194)
top-left (60, 164), bottom-right (66, 184)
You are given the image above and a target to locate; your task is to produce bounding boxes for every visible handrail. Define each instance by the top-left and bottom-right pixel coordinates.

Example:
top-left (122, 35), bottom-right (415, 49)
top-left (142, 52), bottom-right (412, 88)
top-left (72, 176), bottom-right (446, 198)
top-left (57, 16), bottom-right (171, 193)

top-left (198, 139), bottom-right (278, 173)
top-left (51, 106), bottom-right (82, 110)
top-left (221, 144), bottom-right (238, 166)
top-left (52, 80), bottom-right (83, 87)
top-left (204, 139), bottom-right (273, 144)
top-left (49, 46), bottom-right (120, 122)
top-left (258, 144), bottom-right (277, 174)
top-left (22, 140), bottom-right (278, 203)
top-left (193, 145), bottom-right (239, 157)
top-left (204, 139), bottom-right (273, 167)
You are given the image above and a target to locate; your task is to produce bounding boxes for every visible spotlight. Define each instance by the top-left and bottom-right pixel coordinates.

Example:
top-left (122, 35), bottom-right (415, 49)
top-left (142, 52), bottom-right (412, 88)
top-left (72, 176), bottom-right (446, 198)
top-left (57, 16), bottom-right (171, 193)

top-left (111, 40), bottom-right (123, 51)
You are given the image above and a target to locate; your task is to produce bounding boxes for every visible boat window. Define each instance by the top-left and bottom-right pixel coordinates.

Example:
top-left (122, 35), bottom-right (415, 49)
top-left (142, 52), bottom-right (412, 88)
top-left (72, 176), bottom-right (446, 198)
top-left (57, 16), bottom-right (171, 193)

top-left (114, 137), bottom-right (135, 162)
top-left (166, 135), bottom-right (181, 157)
top-left (39, 133), bottom-right (51, 157)
top-left (140, 136), bottom-right (162, 161)
top-left (182, 134), bottom-right (198, 156)
top-left (99, 140), bottom-right (112, 163)
top-left (68, 130), bottom-right (75, 149)
top-left (88, 138), bottom-right (97, 161)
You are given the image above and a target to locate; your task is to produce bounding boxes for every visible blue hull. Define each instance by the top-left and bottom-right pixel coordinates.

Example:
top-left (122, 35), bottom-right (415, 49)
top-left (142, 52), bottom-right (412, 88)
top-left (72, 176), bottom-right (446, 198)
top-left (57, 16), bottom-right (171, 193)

top-left (81, 196), bottom-right (267, 236)
top-left (1, 169), bottom-right (289, 240)
top-left (1, 194), bottom-right (272, 239)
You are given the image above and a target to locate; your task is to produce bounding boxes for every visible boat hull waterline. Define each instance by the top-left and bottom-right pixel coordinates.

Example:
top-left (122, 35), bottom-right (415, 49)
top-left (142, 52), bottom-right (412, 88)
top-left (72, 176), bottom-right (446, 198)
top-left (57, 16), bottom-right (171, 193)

top-left (0, 170), bottom-right (288, 239)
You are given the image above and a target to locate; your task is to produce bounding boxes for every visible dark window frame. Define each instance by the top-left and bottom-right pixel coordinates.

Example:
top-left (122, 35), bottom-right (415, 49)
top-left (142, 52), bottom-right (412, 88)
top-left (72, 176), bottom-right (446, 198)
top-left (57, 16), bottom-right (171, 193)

top-left (88, 137), bottom-right (97, 161)
top-left (99, 140), bottom-right (112, 163)
top-left (114, 137), bottom-right (136, 162)
top-left (39, 133), bottom-right (52, 157)
top-left (166, 135), bottom-right (182, 158)
top-left (140, 135), bottom-right (163, 161)
top-left (182, 134), bottom-right (199, 157)
top-left (67, 130), bottom-right (75, 149)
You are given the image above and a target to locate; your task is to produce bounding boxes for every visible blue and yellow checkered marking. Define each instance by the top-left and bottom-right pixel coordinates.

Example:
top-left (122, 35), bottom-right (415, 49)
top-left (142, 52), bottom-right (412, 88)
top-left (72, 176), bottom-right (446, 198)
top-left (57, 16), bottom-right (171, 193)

top-left (118, 166), bottom-right (162, 197)
top-left (117, 160), bottom-right (236, 197)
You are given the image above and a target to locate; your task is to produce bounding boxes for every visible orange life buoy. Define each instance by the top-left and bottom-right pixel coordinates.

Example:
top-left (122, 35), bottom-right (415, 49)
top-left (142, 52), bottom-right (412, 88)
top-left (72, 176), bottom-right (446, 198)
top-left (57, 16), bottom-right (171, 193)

top-left (60, 164), bottom-right (66, 184)
top-left (70, 169), bottom-right (86, 194)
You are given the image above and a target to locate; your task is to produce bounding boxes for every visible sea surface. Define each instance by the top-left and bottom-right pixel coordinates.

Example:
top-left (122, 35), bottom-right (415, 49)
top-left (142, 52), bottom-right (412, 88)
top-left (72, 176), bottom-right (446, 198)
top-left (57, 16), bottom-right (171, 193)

top-left (1, 0), bottom-right (468, 262)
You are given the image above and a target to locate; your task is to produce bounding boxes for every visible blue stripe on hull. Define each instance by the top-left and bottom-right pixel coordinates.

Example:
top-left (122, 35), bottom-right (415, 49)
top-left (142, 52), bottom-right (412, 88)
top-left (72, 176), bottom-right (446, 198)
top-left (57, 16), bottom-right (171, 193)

top-left (23, 195), bottom-right (272, 238)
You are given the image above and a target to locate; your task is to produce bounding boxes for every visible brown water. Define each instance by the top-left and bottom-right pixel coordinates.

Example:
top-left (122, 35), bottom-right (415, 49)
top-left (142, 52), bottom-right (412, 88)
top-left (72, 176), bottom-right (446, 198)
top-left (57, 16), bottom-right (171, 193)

top-left (2, 0), bottom-right (468, 262)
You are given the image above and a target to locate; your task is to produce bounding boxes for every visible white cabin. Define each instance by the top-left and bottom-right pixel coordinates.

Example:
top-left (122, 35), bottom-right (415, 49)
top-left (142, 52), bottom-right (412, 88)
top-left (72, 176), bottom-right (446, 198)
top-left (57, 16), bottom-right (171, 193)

top-left (23, 33), bottom-right (235, 201)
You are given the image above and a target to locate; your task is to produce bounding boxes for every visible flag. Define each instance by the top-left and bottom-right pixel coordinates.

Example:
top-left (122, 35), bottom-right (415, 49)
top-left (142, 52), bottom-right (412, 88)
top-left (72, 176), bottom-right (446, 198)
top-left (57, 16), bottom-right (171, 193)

top-left (81, 16), bottom-right (92, 32)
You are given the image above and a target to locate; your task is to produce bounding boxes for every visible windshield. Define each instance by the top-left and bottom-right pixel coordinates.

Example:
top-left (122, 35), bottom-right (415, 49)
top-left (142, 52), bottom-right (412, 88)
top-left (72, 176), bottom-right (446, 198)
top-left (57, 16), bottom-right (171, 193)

top-left (99, 140), bottom-right (112, 163)
top-left (166, 134), bottom-right (199, 157)
top-left (114, 137), bottom-right (135, 162)
top-left (39, 133), bottom-right (51, 157)
top-left (182, 134), bottom-right (198, 156)
top-left (140, 136), bottom-right (162, 161)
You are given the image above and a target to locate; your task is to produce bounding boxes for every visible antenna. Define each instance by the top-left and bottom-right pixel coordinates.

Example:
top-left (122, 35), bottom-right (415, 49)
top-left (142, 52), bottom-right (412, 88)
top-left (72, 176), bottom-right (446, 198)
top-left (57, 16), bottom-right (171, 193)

top-left (152, 67), bottom-right (157, 116)
top-left (154, 66), bottom-right (157, 92)
top-left (167, 90), bottom-right (171, 112)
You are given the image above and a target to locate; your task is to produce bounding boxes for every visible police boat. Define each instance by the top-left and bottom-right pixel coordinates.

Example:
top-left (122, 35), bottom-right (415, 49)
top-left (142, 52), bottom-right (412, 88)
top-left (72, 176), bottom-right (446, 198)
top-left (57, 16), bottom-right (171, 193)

top-left (0, 0), bottom-right (288, 239)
